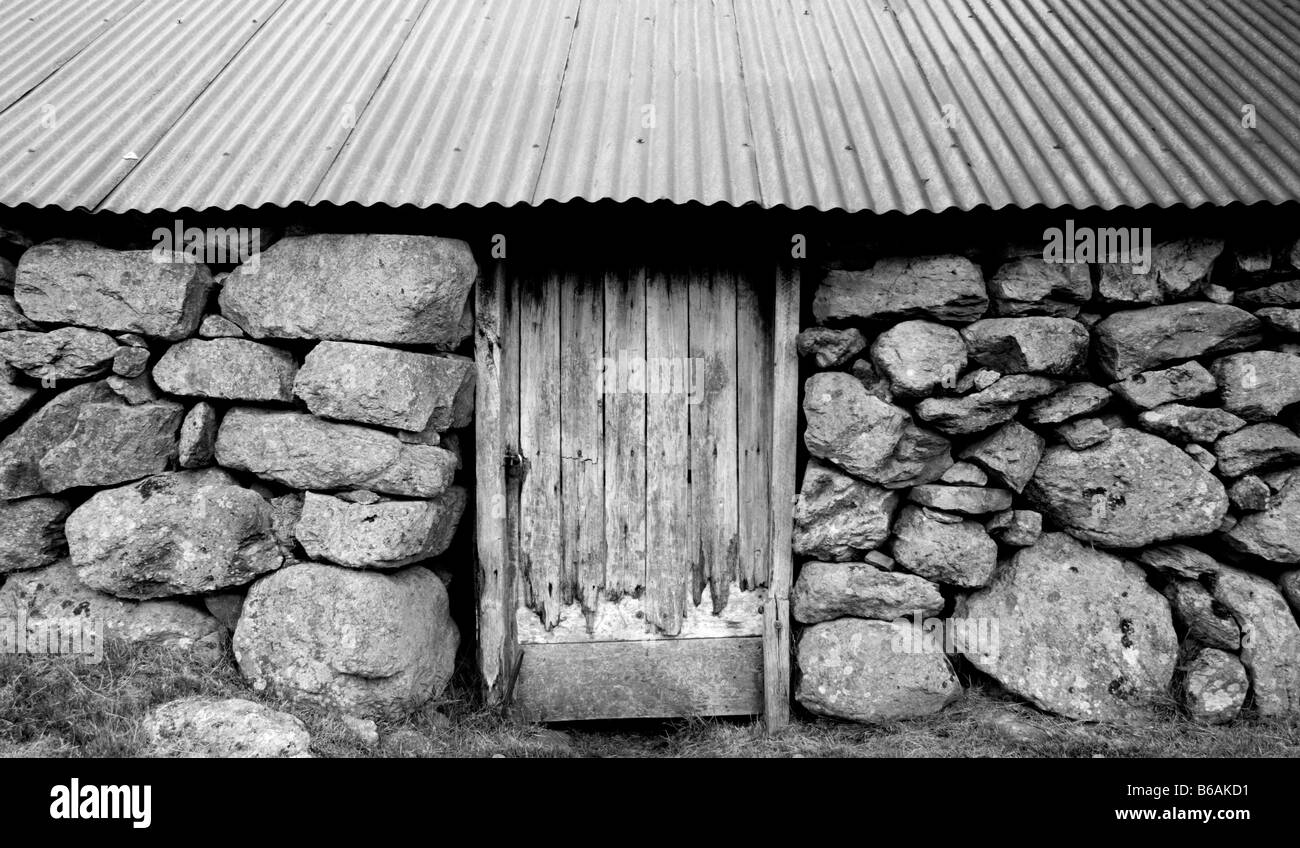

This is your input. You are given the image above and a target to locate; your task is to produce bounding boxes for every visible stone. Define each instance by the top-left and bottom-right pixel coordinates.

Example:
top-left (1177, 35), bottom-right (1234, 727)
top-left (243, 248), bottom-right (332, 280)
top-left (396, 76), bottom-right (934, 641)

top-left (234, 563), bottom-right (459, 718)
top-left (15, 240), bottom-right (212, 340)
top-left (955, 367), bottom-right (1001, 394)
top-left (67, 469), bottom-right (284, 599)
top-left (1229, 475), bottom-right (1272, 512)
top-left (792, 460), bottom-right (900, 560)
top-left (1231, 241), bottom-right (1274, 276)
top-left (268, 493), bottom-right (304, 558)
top-left (0, 497), bottom-right (69, 573)
top-left (37, 397), bottom-right (183, 494)
top-left (0, 294), bottom-right (38, 330)
top-left (1224, 472), bottom-right (1300, 563)
top-left (0, 382), bottom-right (113, 498)
top-left (204, 592), bottom-right (244, 631)
top-left (1055, 416), bottom-right (1113, 450)
top-left (864, 550), bottom-right (895, 571)
top-left (295, 342), bottom-right (474, 432)
top-left (795, 618), bottom-right (961, 723)
top-left (939, 461), bottom-right (988, 486)
top-left (154, 339), bottom-right (298, 403)
top-left (802, 372), bottom-right (950, 487)
top-left (0, 327), bottom-right (120, 380)
top-left (341, 715), bottom-right (380, 747)
top-left (1026, 429), bottom-right (1228, 548)
top-left (0, 369), bottom-right (35, 425)
top-left (0, 256), bottom-right (14, 292)
top-left (1185, 443), bottom-right (1216, 470)
top-left (1181, 649), bottom-right (1249, 724)
top-left (1214, 423), bottom-right (1300, 478)
top-left (1163, 578), bottom-right (1240, 651)
top-left (1137, 403), bottom-right (1246, 444)
top-left (987, 256), bottom-right (1091, 317)
top-left (1204, 284), bottom-right (1235, 304)
top-left (1094, 303), bottom-right (1261, 380)
top-left (959, 421), bottom-right (1044, 493)
top-left (986, 509), bottom-right (1042, 547)
top-left (791, 562), bottom-right (944, 624)
top-left (868, 320), bottom-right (966, 397)
top-left (812, 255), bottom-right (988, 325)
top-left (1281, 570), bottom-right (1300, 615)
top-left (1153, 237), bottom-right (1225, 298)
top-left (112, 345), bottom-right (149, 378)
top-left (198, 314), bottom-right (246, 338)
top-left (961, 317), bottom-right (1089, 376)
top-left (215, 408), bottom-right (459, 498)
top-left (177, 402), bottom-right (218, 468)
top-left (0, 561), bottom-right (225, 661)
top-left (959, 533), bottom-right (1177, 722)
top-left (891, 505), bottom-right (998, 588)
top-left (795, 326), bottom-right (866, 368)
top-left (908, 485), bottom-right (1013, 517)
top-left (1110, 361), bottom-right (1217, 410)
top-left (1212, 351), bottom-right (1300, 421)
top-left (1256, 307), bottom-right (1300, 334)
top-left (1025, 382), bottom-right (1111, 425)
top-left (1138, 544), bottom-right (1221, 579)
top-left (220, 234), bottom-right (476, 348)
top-left (144, 697), bottom-right (311, 758)
top-left (1097, 261), bottom-right (1161, 305)
top-left (1237, 278), bottom-right (1300, 308)
top-left (915, 374), bottom-right (1060, 435)
top-left (1209, 565), bottom-right (1300, 715)
top-left (295, 489), bottom-right (467, 570)
top-left (107, 374), bottom-right (160, 405)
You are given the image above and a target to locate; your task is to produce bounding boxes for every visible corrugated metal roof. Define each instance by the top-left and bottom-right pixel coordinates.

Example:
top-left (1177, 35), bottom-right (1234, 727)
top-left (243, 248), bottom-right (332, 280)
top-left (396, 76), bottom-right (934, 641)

top-left (0, 0), bottom-right (1298, 214)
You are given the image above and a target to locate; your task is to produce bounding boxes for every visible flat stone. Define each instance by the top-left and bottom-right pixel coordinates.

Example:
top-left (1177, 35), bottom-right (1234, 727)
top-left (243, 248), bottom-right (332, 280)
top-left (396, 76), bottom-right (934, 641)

top-left (0, 497), bottom-right (69, 574)
top-left (177, 402), bottom-right (218, 468)
top-left (15, 240), bottom-right (211, 340)
top-left (1110, 361), bottom-right (1217, 410)
top-left (1212, 351), bottom-right (1300, 421)
top-left (795, 326), bottom-right (866, 368)
top-left (0, 327), bottom-right (120, 380)
top-left (1026, 428), bottom-right (1228, 547)
top-left (987, 256), bottom-right (1091, 317)
top-left (1209, 565), bottom-right (1300, 715)
top-left (1214, 423), bottom-right (1300, 478)
top-left (154, 339), bottom-right (298, 403)
top-left (795, 618), bottom-right (961, 723)
top-left (1138, 544), bottom-right (1221, 579)
top-left (1237, 278), bottom-right (1300, 308)
top-left (1025, 382), bottom-right (1111, 425)
top-left (891, 504), bottom-right (998, 588)
top-left (37, 397), bottom-right (183, 494)
top-left (959, 532), bottom-right (1177, 722)
top-left (961, 317), bottom-right (1089, 376)
top-left (868, 320), bottom-right (966, 397)
top-left (812, 255), bottom-right (988, 324)
top-left (1185, 443), bottom-right (1216, 470)
top-left (220, 234), bottom-right (476, 347)
top-left (915, 374), bottom-right (1061, 435)
top-left (792, 460), bottom-right (900, 560)
top-left (908, 485), bottom-right (1013, 515)
top-left (1137, 403), bottom-right (1246, 444)
top-left (939, 461), bottom-right (988, 486)
top-left (1256, 307), bottom-right (1300, 334)
top-left (294, 489), bottom-right (467, 569)
top-left (986, 509), bottom-right (1042, 547)
top-left (959, 421), bottom-right (1044, 493)
top-left (1181, 649), bottom-right (1248, 724)
top-left (792, 561), bottom-right (944, 624)
top-left (197, 314), bottom-right (246, 338)
top-left (1164, 576), bottom-right (1241, 651)
top-left (1094, 303), bottom-right (1261, 380)
top-left (144, 697), bottom-right (311, 758)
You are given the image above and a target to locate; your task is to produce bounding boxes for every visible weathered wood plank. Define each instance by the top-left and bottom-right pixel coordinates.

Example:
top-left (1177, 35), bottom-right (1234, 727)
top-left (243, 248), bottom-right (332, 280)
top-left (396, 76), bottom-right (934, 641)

top-left (513, 636), bottom-right (764, 721)
top-left (764, 264), bottom-right (800, 731)
top-left (643, 267), bottom-right (690, 636)
top-left (689, 267), bottom-right (739, 611)
top-left (516, 583), bottom-right (761, 643)
top-left (501, 263), bottom-right (522, 699)
top-left (602, 267), bottom-right (646, 599)
top-left (519, 270), bottom-right (565, 628)
top-left (559, 269), bottom-right (606, 617)
top-left (737, 266), bottom-right (772, 590)
top-left (475, 263), bottom-right (511, 702)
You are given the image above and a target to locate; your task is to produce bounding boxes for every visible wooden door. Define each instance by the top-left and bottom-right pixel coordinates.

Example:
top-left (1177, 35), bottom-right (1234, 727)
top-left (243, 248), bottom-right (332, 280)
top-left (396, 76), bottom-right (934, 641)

top-left (476, 262), bottom-right (798, 724)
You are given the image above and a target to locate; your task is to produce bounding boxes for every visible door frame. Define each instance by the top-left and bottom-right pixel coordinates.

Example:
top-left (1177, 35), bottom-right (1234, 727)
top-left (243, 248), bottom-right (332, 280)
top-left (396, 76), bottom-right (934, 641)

top-left (474, 261), bottom-right (800, 730)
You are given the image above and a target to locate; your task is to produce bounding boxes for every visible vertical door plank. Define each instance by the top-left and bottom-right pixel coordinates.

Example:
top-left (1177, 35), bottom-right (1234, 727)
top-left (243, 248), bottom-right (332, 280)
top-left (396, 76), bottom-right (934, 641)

top-left (603, 267), bottom-right (647, 599)
top-left (643, 267), bottom-right (690, 636)
top-left (560, 269), bottom-right (606, 617)
top-left (764, 264), bottom-right (800, 731)
top-left (737, 266), bottom-right (773, 591)
top-left (501, 265), bottom-right (522, 697)
top-left (475, 263), bottom-right (510, 702)
top-left (519, 271), bottom-right (565, 629)
top-left (689, 267), bottom-right (739, 612)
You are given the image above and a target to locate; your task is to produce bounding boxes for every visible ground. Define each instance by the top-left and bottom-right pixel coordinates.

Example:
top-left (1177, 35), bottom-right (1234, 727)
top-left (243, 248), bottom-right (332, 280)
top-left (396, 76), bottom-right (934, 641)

top-left (1, 644), bottom-right (1297, 758)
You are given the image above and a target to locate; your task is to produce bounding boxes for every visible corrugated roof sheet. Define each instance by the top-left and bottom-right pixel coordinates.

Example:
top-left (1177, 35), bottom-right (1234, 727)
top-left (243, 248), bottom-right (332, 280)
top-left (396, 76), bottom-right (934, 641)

top-left (0, 0), bottom-right (1298, 214)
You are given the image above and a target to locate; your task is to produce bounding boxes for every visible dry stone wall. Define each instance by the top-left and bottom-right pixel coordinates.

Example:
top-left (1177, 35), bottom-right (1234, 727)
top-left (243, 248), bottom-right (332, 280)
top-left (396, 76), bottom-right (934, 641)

top-left (0, 230), bottom-right (473, 719)
top-left (795, 235), bottom-right (1300, 725)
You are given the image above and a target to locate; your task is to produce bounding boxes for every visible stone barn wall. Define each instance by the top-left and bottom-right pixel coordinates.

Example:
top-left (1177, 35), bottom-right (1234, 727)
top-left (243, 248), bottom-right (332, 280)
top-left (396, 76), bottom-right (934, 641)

top-left (0, 228), bottom-right (475, 719)
top-left (794, 230), bottom-right (1300, 725)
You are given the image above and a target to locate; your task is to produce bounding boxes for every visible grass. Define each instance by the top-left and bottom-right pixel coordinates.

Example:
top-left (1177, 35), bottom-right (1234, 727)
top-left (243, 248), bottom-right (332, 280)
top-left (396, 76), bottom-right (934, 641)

top-left (2, 643), bottom-right (1297, 758)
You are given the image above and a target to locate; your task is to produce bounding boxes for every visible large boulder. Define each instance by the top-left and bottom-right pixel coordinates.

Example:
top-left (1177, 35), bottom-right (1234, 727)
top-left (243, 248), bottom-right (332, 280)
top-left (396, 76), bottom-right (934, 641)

top-left (791, 561), bottom-right (944, 624)
top-left (219, 234), bottom-right (476, 348)
top-left (0, 561), bottom-right (225, 661)
top-left (66, 469), bottom-right (284, 599)
top-left (15, 240), bottom-right (211, 340)
top-left (215, 408), bottom-right (459, 498)
top-left (802, 372), bottom-right (950, 487)
top-left (153, 339), bottom-right (297, 402)
top-left (1094, 303), bottom-right (1262, 380)
top-left (37, 397), bottom-right (183, 494)
top-left (294, 489), bottom-right (466, 570)
top-left (0, 497), bottom-right (69, 573)
top-left (1026, 428), bottom-right (1228, 547)
top-left (0, 382), bottom-right (112, 498)
top-left (294, 342), bottom-right (474, 432)
top-left (1224, 472), bottom-right (1300, 563)
top-left (0, 327), bottom-right (120, 380)
top-left (792, 460), bottom-right (899, 560)
top-left (795, 618), bottom-right (961, 723)
top-left (233, 563), bottom-right (459, 718)
top-left (961, 317), bottom-right (1089, 376)
top-left (868, 320), bottom-right (966, 397)
top-left (1209, 566), bottom-right (1300, 716)
top-left (1212, 351), bottom-right (1300, 421)
top-left (143, 697), bottom-right (311, 758)
top-left (891, 505), bottom-right (997, 588)
top-left (812, 255), bottom-right (987, 324)
top-left (959, 533), bottom-right (1178, 721)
